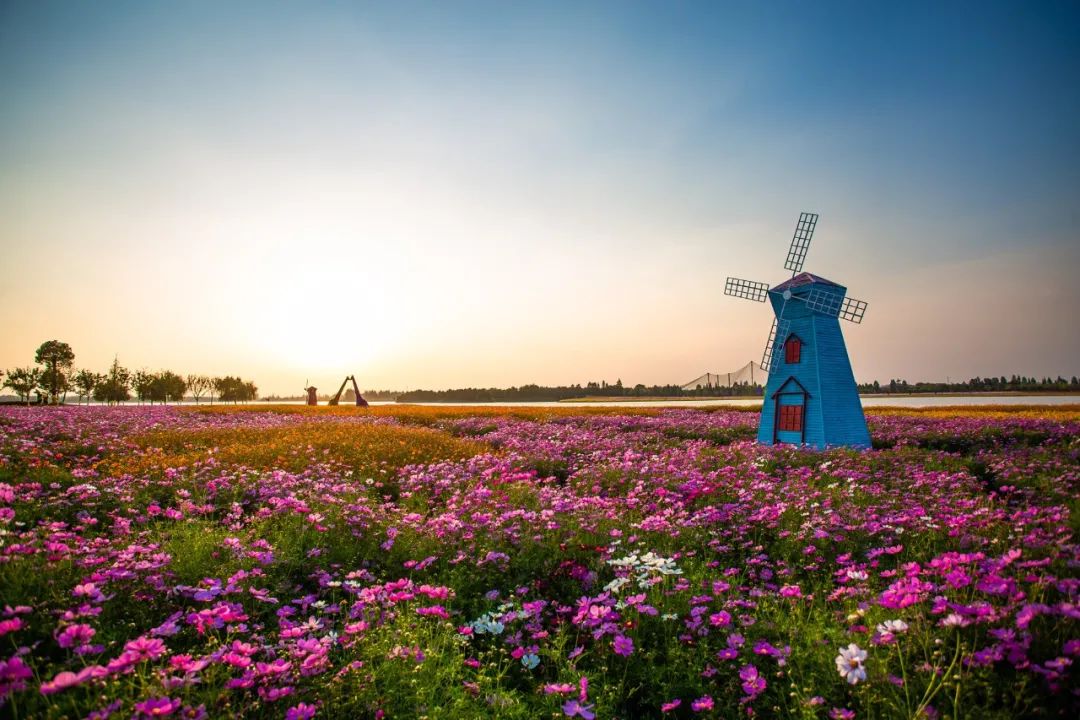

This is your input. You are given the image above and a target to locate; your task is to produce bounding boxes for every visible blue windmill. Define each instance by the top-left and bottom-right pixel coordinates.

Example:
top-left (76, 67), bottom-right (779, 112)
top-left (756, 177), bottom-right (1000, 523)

top-left (725, 213), bottom-right (871, 449)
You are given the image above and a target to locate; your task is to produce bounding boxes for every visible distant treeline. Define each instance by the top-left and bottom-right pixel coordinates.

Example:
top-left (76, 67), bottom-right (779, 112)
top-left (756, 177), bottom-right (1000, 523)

top-left (396, 380), bottom-right (763, 403)
top-left (858, 376), bottom-right (1080, 395)
top-left (2, 339), bottom-right (258, 405)
top-left (393, 375), bottom-right (1080, 403)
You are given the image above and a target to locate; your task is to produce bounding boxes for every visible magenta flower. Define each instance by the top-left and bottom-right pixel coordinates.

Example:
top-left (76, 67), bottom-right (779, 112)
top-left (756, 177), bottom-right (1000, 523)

top-left (57, 623), bottom-right (95, 649)
top-left (40, 671), bottom-right (84, 695)
top-left (124, 636), bottom-right (167, 661)
top-left (739, 664), bottom-right (767, 697)
top-left (779, 584), bottom-right (803, 598)
top-left (133, 696), bottom-right (181, 718)
top-left (612, 634), bottom-right (634, 657)
top-left (691, 695), bottom-right (714, 711)
top-left (0, 655), bottom-right (33, 696)
top-left (285, 702), bottom-right (318, 720)
top-left (661, 698), bottom-right (682, 712)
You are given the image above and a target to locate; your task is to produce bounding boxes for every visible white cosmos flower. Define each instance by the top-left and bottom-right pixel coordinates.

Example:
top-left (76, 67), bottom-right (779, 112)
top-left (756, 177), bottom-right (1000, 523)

top-left (835, 643), bottom-right (868, 684)
top-left (876, 619), bottom-right (909, 634)
top-left (941, 613), bottom-right (970, 628)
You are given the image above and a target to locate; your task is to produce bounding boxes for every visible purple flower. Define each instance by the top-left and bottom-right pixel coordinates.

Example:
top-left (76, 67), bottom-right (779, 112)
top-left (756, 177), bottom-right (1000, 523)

top-left (0, 655), bottom-right (34, 696)
top-left (739, 664), bottom-right (767, 698)
top-left (612, 634), bottom-right (634, 657)
top-left (562, 700), bottom-right (596, 719)
top-left (285, 703), bottom-right (318, 720)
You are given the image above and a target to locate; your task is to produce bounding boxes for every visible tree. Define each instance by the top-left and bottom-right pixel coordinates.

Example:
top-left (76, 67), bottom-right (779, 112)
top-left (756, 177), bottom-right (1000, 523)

top-left (34, 340), bottom-right (75, 404)
top-left (186, 374), bottom-right (212, 404)
top-left (214, 376), bottom-right (258, 403)
top-left (93, 357), bottom-right (131, 405)
top-left (211, 377), bottom-right (226, 404)
top-left (3, 367), bottom-right (42, 405)
top-left (72, 369), bottom-right (103, 405)
top-left (133, 370), bottom-right (154, 404)
top-left (149, 371), bottom-right (187, 404)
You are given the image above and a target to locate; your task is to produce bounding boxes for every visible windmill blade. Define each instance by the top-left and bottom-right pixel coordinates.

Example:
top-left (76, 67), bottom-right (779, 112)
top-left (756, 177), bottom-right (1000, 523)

top-left (799, 288), bottom-right (868, 324)
top-left (838, 296), bottom-right (868, 323)
top-left (760, 318), bottom-right (791, 372)
top-left (783, 211), bottom-right (818, 274)
top-left (724, 277), bottom-right (770, 302)
top-left (801, 287), bottom-right (843, 317)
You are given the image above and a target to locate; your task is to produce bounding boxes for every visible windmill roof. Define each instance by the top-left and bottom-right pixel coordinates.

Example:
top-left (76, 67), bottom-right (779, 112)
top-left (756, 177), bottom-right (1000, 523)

top-left (773, 272), bottom-right (842, 291)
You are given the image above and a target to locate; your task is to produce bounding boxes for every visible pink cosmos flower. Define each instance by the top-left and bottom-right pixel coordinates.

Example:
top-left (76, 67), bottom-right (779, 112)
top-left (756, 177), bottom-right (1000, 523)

top-left (40, 671), bottom-right (84, 695)
top-left (416, 605), bottom-right (450, 619)
top-left (779, 584), bottom-right (803, 598)
top-left (691, 695), bottom-right (714, 711)
top-left (57, 623), bottom-right (96, 649)
top-left (661, 699), bottom-right (682, 712)
top-left (612, 634), bottom-right (634, 657)
top-left (133, 696), bottom-right (181, 718)
top-left (0, 655), bottom-right (33, 696)
top-left (124, 635), bottom-right (167, 661)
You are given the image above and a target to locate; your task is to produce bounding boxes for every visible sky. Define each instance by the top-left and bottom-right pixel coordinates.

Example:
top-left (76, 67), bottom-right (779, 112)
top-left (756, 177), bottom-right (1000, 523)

top-left (1, 1), bottom-right (1078, 395)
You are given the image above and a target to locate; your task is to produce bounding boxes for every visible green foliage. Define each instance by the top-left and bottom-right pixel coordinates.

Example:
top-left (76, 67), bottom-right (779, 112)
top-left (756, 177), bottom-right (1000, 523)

top-left (93, 356), bottom-right (131, 404)
top-left (185, 374), bottom-right (213, 403)
top-left (3, 365), bottom-right (42, 404)
top-left (34, 339), bottom-right (75, 404)
top-left (72, 369), bottom-right (104, 405)
top-left (213, 376), bottom-right (258, 403)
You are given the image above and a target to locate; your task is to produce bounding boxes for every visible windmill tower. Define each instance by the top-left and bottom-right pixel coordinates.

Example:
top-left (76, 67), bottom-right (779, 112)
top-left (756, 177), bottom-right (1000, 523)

top-left (725, 212), bottom-right (871, 449)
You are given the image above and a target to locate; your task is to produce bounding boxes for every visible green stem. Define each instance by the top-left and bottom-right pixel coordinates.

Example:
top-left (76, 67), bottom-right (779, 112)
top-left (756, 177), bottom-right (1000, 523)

top-left (897, 643), bottom-right (912, 716)
top-left (914, 634), bottom-right (962, 719)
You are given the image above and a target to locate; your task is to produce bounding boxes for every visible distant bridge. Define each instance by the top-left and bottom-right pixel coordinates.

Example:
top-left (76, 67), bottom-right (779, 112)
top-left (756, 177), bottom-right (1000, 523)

top-left (681, 361), bottom-right (763, 391)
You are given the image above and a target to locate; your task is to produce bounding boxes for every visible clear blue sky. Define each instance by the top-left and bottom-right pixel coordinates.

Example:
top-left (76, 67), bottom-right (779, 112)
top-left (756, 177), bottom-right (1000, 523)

top-left (1, 1), bottom-right (1078, 393)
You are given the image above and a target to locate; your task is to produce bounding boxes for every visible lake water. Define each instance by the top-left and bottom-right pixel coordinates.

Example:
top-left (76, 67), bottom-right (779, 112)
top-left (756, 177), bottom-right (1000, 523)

top-left (352, 395), bottom-right (1080, 409)
top-left (54, 395), bottom-right (1077, 409)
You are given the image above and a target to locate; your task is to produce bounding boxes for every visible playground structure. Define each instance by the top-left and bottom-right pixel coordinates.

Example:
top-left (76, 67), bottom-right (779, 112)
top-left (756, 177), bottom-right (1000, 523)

top-left (304, 376), bottom-right (369, 406)
top-left (681, 361), bottom-right (763, 391)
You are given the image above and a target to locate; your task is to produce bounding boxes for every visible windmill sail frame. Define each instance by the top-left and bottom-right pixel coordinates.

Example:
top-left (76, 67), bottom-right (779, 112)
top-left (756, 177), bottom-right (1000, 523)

top-left (784, 212), bottom-right (818, 274)
top-left (724, 277), bottom-right (770, 302)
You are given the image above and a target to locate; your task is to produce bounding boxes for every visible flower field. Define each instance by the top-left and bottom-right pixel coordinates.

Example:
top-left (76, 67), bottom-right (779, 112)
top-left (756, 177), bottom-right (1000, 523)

top-left (1, 405), bottom-right (1077, 719)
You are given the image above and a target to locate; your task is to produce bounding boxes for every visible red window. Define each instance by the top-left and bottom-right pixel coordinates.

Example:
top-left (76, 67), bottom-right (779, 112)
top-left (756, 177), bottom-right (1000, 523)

top-left (785, 337), bottom-right (801, 364)
top-left (778, 404), bottom-right (803, 432)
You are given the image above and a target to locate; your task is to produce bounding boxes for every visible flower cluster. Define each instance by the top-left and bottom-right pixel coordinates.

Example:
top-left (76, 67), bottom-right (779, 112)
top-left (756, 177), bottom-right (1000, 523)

top-left (0, 404), bottom-right (1076, 718)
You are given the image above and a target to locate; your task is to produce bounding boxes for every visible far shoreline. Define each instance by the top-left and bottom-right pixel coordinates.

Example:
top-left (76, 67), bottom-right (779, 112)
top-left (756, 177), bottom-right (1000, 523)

top-left (559, 391), bottom-right (1080, 403)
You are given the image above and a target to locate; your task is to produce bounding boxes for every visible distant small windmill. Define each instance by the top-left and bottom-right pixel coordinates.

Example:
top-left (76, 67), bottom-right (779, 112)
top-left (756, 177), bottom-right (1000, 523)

top-left (725, 212), bottom-right (871, 448)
